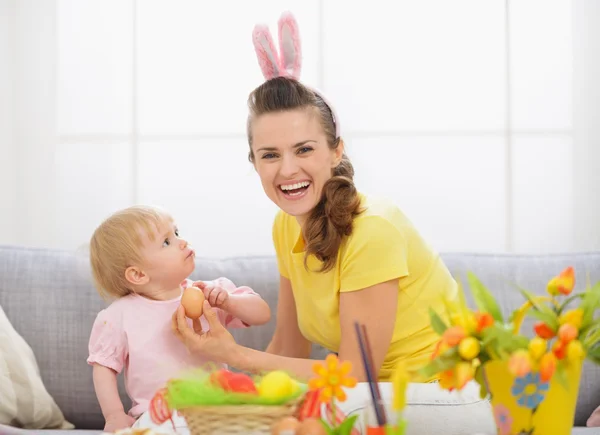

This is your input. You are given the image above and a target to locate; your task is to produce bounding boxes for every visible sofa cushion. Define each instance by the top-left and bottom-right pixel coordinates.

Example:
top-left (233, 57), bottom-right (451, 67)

top-left (0, 302), bottom-right (73, 429)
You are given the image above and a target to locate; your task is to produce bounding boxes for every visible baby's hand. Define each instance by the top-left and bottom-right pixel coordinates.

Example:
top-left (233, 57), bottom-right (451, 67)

top-left (193, 280), bottom-right (230, 309)
top-left (104, 412), bottom-right (135, 432)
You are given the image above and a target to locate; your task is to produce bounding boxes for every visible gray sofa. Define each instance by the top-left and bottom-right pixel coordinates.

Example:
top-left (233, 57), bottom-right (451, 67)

top-left (0, 244), bottom-right (599, 434)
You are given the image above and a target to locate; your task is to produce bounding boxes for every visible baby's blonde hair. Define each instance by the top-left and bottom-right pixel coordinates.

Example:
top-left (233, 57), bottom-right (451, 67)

top-left (89, 205), bottom-right (173, 300)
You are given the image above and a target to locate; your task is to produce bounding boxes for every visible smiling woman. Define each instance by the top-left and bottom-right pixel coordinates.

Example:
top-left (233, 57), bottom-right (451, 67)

top-left (171, 12), bottom-right (459, 384)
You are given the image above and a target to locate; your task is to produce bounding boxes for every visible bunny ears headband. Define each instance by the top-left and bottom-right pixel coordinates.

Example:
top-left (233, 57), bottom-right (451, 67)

top-left (252, 11), bottom-right (341, 138)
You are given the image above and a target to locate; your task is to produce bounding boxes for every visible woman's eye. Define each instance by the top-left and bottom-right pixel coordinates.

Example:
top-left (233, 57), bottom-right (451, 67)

top-left (163, 238), bottom-right (170, 247)
top-left (174, 229), bottom-right (179, 237)
top-left (298, 147), bottom-right (313, 154)
top-left (261, 153), bottom-right (276, 159)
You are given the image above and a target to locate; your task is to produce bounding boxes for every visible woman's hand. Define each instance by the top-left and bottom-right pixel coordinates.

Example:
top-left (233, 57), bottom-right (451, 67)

top-left (171, 300), bottom-right (238, 363)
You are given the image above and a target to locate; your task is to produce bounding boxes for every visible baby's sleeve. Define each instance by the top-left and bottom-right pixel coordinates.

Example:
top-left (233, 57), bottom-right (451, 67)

top-left (86, 307), bottom-right (128, 373)
top-left (213, 277), bottom-right (260, 329)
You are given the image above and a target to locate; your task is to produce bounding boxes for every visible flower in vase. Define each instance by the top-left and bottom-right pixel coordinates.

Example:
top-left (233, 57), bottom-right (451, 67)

top-left (309, 354), bottom-right (357, 403)
top-left (511, 372), bottom-right (549, 409)
top-left (492, 404), bottom-right (513, 435)
top-left (559, 308), bottom-right (583, 329)
top-left (547, 266), bottom-right (575, 296)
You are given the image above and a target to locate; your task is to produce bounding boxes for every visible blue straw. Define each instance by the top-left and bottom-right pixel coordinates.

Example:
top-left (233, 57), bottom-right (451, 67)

top-left (354, 321), bottom-right (384, 426)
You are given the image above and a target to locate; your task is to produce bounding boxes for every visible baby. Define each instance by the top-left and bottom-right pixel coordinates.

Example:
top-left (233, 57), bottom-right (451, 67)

top-left (86, 205), bottom-right (271, 432)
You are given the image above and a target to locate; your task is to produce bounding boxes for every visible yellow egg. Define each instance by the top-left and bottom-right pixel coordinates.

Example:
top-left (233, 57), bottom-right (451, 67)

top-left (258, 371), bottom-right (293, 399)
top-left (181, 287), bottom-right (205, 319)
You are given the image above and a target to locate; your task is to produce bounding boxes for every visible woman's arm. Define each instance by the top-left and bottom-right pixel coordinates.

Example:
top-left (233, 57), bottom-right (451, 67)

top-left (265, 275), bottom-right (312, 358)
top-left (227, 279), bottom-right (398, 381)
top-left (92, 364), bottom-right (134, 431)
top-left (173, 277), bottom-right (398, 382)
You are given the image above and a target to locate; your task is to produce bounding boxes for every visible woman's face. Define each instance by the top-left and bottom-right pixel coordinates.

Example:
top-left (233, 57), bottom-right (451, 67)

top-left (251, 108), bottom-right (343, 223)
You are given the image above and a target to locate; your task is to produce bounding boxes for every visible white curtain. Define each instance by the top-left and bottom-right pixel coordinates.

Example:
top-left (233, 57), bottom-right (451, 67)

top-left (1, 0), bottom-right (598, 256)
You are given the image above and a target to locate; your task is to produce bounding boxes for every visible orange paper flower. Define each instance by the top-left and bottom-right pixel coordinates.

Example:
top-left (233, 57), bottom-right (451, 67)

top-left (309, 354), bottom-right (357, 403)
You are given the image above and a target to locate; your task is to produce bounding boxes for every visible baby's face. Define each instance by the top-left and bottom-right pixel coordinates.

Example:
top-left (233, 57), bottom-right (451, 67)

top-left (137, 218), bottom-right (196, 291)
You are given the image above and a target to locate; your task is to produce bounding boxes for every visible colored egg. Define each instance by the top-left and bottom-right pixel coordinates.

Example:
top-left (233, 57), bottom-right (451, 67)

top-left (181, 287), bottom-right (205, 319)
top-left (296, 417), bottom-right (328, 435)
top-left (271, 416), bottom-right (300, 434)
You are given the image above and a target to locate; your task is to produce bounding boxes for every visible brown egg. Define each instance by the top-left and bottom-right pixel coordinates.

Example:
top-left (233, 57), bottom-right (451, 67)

top-left (296, 418), bottom-right (327, 435)
top-left (181, 287), bottom-right (205, 319)
top-left (271, 416), bottom-right (301, 434)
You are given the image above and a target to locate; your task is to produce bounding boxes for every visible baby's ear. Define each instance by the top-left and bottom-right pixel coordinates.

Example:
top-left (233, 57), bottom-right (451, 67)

top-left (252, 24), bottom-right (281, 80)
top-left (125, 266), bottom-right (148, 286)
top-left (278, 11), bottom-right (302, 79)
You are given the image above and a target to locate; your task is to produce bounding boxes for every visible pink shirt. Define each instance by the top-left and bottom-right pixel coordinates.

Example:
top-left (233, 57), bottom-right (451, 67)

top-left (87, 278), bottom-right (257, 417)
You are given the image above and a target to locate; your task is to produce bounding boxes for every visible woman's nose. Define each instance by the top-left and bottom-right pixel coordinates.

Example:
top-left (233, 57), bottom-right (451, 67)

top-left (180, 239), bottom-right (188, 249)
top-left (280, 155), bottom-right (299, 177)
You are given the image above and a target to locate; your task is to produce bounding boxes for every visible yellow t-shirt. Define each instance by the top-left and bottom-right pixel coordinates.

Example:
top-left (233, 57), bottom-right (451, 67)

top-left (272, 194), bottom-right (458, 381)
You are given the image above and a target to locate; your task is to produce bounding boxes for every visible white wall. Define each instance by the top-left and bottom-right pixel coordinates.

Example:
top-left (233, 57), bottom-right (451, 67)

top-left (0, 0), bottom-right (17, 244)
top-left (573, 0), bottom-right (600, 251)
top-left (1, 0), bottom-right (599, 257)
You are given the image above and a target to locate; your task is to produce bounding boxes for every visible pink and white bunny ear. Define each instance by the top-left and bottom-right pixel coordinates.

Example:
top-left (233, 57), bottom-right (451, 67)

top-left (278, 11), bottom-right (302, 79)
top-left (252, 24), bottom-right (282, 80)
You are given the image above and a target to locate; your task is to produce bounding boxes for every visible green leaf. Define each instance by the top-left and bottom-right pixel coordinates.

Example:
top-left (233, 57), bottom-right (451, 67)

top-left (474, 367), bottom-right (489, 399)
top-left (587, 344), bottom-right (600, 360)
top-left (557, 293), bottom-right (585, 314)
top-left (336, 414), bottom-right (358, 435)
top-left (580, 281), bottom-right (600, 329)
top-left (580, 317), bottom-right (600, 346)
top-left (318, 418), bottom-right (335, 435)
top-left (467, 272), bottom-right (504, 323)
top-left (526, 308), bottom-right (559, 331)
top-left (418, 348), bottom-right (459, 378)
top-left (429, 307), bottom-right (448, 336)
top-left (518, 288), bottom-right (559, 329)
top-left (555, 363), bottom-right (569, 391)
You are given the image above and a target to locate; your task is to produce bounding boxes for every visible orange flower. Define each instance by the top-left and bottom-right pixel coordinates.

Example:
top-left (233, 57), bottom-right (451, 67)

top-left (474, 311), bottom-right (494, 333)
top-left (439, 369), bottom-right (456, 391)
top-left (308, 354), bottom-right (357, 403)
top-left (552, 340), bottom-right (567, 360)
top-left (438, 363), bottom-right (475, 392)
top-left (534, 321), bottom-right (556, 339)
top-left (547, 266), bottom-right (575, 296)
top-left (558, 323), bottom-right (578, 344)
top-left (539, 352), bottom-right (557, 382)
top-left (508, 350), bottom-right (532, 377)
top-left (442, 325), bottom-right (468, 347)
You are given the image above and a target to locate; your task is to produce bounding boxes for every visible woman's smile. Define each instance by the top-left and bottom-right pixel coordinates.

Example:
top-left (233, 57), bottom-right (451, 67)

top-left (278, 180), bottom-right (312, 201)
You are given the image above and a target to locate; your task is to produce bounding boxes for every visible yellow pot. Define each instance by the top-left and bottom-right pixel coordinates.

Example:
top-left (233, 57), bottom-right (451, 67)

top-left (483, 359), bottom-right (583, 435)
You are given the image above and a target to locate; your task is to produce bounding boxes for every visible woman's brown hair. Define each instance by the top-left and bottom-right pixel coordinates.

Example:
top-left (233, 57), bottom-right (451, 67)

top-left (247, 77), bottom-right (363, 272)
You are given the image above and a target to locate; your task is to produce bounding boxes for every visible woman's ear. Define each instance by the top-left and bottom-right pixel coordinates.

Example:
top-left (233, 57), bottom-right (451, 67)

top-left (125, 266), bottom-right (149, 287)
top-left (332, 138), bottom-right (345, 167)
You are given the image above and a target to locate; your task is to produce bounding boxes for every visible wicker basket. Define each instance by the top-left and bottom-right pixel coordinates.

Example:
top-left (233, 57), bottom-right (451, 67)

top-left (178, 395), bottom-right (304, 435)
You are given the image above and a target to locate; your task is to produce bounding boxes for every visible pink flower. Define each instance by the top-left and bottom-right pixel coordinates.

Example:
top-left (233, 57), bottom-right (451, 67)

top-left (493, 404), bottom-right (513, 435)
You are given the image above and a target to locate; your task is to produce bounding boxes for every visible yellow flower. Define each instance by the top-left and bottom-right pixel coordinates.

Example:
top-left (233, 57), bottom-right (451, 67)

top-left (458, 337), bottom-right (480, 360)
top-left (528, 337), bottom-right (547, 360)
top-left (566, 340), bottom-right (585, 362)
top-left (559, 308), bottom-right (583, 329)
top-left (308, 354), bottom-right (357, 403)
top-left (547, 266), bottom-right (575, 296)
